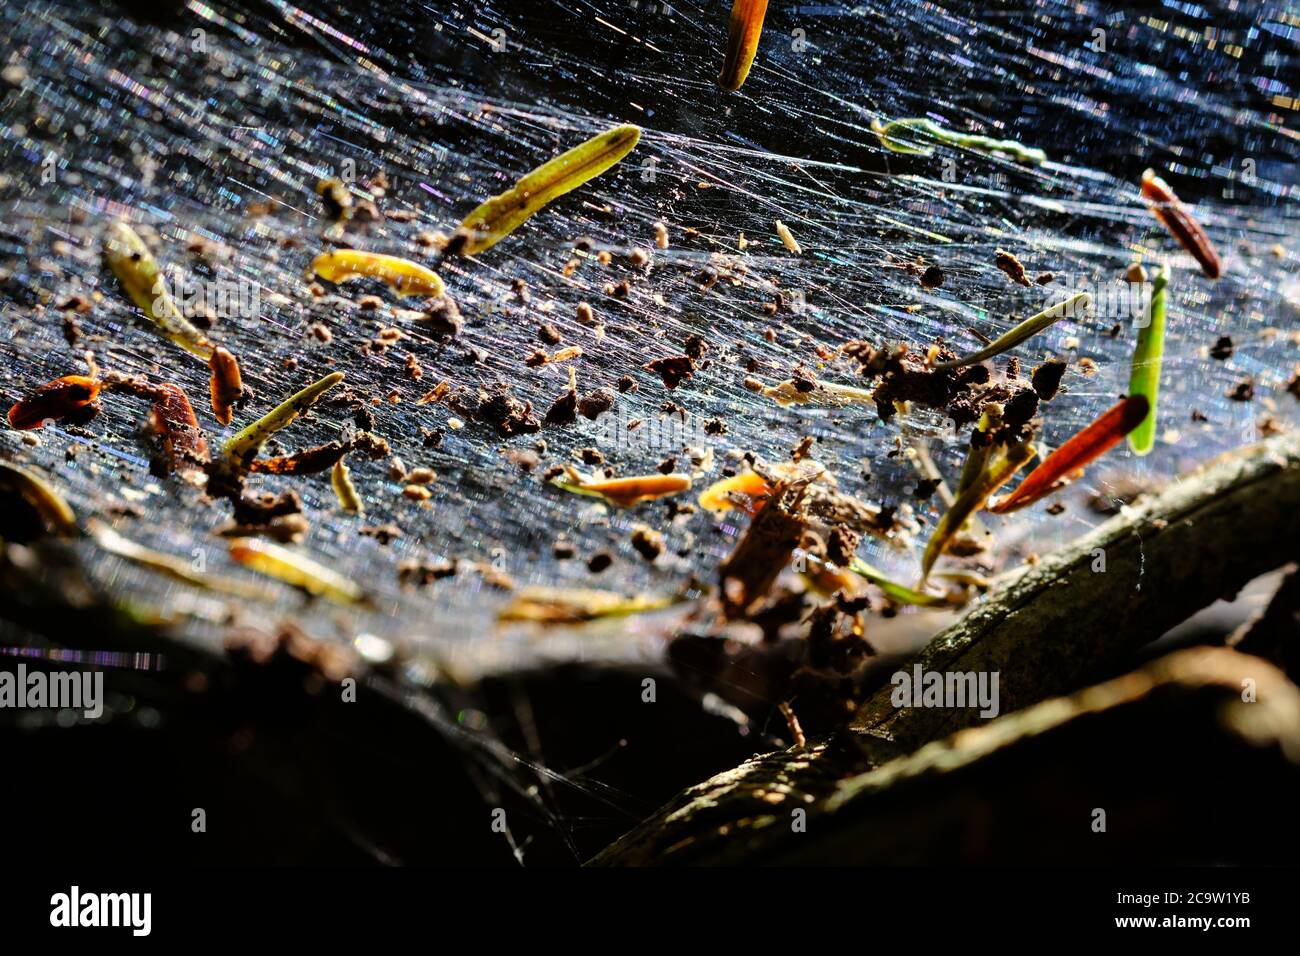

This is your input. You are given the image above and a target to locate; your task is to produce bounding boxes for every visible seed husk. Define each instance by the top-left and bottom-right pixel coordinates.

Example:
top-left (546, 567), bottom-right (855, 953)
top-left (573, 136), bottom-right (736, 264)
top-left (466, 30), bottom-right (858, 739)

top-left (552, 466), bottom-right (691, 507)
top-left (331, 459), bottom-right (363, 515)
top-left (103, 221), bottom-right (214, 359)
top-left (718, 0), bottom-right (769, 91)
top-left (0, 460), bottom-right (78, 538)
top-left (871, 117), bottom-right (1047, 164)
top-left (1140, 170), bottom-right (1221, 280)
top-left (222, 371), bottom-right (345, 471)
top-left (933, 292), bottom-right (1091, 370)
top-left (228, 537), bottom-right (365, 604)
top-left (989, 395), bottom-right (1149, 514)
top-left (1126, 263), bottom-right (1169, 455)
top-left (310, 249), bottom-right (445, 298)
top-left (208, 346), bottom-right (244, 426)
top-left (149, 383), bottom-right (209, 477)
top-left (775, 219), bottom-right (802, 255)
top-left (454, 124), bottom-right (641, 256)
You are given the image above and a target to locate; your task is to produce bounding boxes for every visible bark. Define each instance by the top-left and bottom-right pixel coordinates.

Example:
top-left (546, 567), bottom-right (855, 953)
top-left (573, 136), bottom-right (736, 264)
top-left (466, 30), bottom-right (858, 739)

top-left (592, 431), bottom-right (1300, 865)
top-left (594, 647), bottom-right (1300, 864)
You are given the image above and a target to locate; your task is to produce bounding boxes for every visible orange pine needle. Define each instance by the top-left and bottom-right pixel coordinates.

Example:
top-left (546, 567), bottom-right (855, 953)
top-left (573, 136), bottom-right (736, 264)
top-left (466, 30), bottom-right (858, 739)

top-left (989, 395), bottom-right (1149, 514)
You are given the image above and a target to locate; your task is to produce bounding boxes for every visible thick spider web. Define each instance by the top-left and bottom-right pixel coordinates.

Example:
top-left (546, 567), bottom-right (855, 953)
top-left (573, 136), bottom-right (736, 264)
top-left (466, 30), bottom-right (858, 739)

top-left (0, 0), bottom-right (1297, 857)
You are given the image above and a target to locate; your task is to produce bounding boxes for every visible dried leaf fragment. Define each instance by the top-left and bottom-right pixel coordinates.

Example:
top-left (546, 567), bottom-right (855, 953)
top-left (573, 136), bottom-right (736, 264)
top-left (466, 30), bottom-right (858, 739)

top-left (208, 346), bottom-right (245, 427)
top-left (7, 375), bottom-right (102, 430)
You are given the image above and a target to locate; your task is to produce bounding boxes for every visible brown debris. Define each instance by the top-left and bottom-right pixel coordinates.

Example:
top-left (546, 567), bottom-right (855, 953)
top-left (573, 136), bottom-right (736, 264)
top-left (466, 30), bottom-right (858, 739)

top-left (719, 479), bottom-right (811, 620)
top-left (994, 249), bottom-right (1031, 286)
top-left (1031, 359), bottom-right (1068, 401)
top-left (631, 526), bottom-right (665, 562)
top-left (643, 355), bottom-right (696, 389)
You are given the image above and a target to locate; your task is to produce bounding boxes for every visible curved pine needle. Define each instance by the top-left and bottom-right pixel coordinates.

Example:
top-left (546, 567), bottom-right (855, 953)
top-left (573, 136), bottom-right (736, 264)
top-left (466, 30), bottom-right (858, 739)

top-left (719, 0), bottom-right (769, 91)
top-left (989, 395), bottom-right (1149, 514)
top-left (310, 249), bottom-right (445, 298)
top-left (0, 461), bottom-right (78, 537)
top-left (871, 117), bottom-right (1047, 165)
top-left (552, 466), bottom-right (691, 508)
top-left (934, 292), bottom-right (1091, 370)
top-left (455, 124), bottom-right (641, 256)
top-left (1141, 170), bottom-right (1221, 280)
top-left (1127, 264), bottom-right (1169, 455)
top-left (848, 557), bottom-right (950, 607)
top-left (498, 586), bottom-right (677, 625)
top-left (222, 371), bottom-right (344, 470)
top-left (331, 458), bottom-right (363, 515)
top-left (227, 537), bottom-right (365, 604)
top-left (103, 221), bottom-right (215, 359)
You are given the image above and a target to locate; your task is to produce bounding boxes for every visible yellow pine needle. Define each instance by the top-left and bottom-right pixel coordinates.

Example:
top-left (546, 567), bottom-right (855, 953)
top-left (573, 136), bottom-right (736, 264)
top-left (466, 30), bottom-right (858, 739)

top-left (103, 221), bottom-right (215, 359)
top-left (222, 371), bottom-right (344, 470)
top-left (310, 250), bottom-right (445, 298)
top-left (934, 292), bottom-right (1091, 370)
top-left (227, 537), bottom-right (365, 605)
top-left (871, 117), bottom-right (1047, 164)
top-left (498, 586), bottom-right (677, 624)
top-left (455, 124), bottom-right (641, 255)
top-left (89, 519), bottom-right (263, 597)
top-left (552, 465), bottom-right (691, 508)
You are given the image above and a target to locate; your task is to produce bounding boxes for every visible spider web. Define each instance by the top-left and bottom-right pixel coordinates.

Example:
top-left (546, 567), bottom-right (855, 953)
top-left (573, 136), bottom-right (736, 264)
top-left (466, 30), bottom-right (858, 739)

top-left (0, 0), bottom-right (1297, 858)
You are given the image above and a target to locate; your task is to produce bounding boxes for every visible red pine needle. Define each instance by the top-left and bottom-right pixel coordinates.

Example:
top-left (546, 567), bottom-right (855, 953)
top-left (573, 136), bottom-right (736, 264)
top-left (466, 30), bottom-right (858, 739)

top-left (989, 395), bottom-right (1149, 514)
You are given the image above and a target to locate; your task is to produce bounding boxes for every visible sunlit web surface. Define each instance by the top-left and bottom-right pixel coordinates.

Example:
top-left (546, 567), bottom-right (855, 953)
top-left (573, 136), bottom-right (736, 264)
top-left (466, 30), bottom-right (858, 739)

top-left (1, 0), bottom-right (1297, 682)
